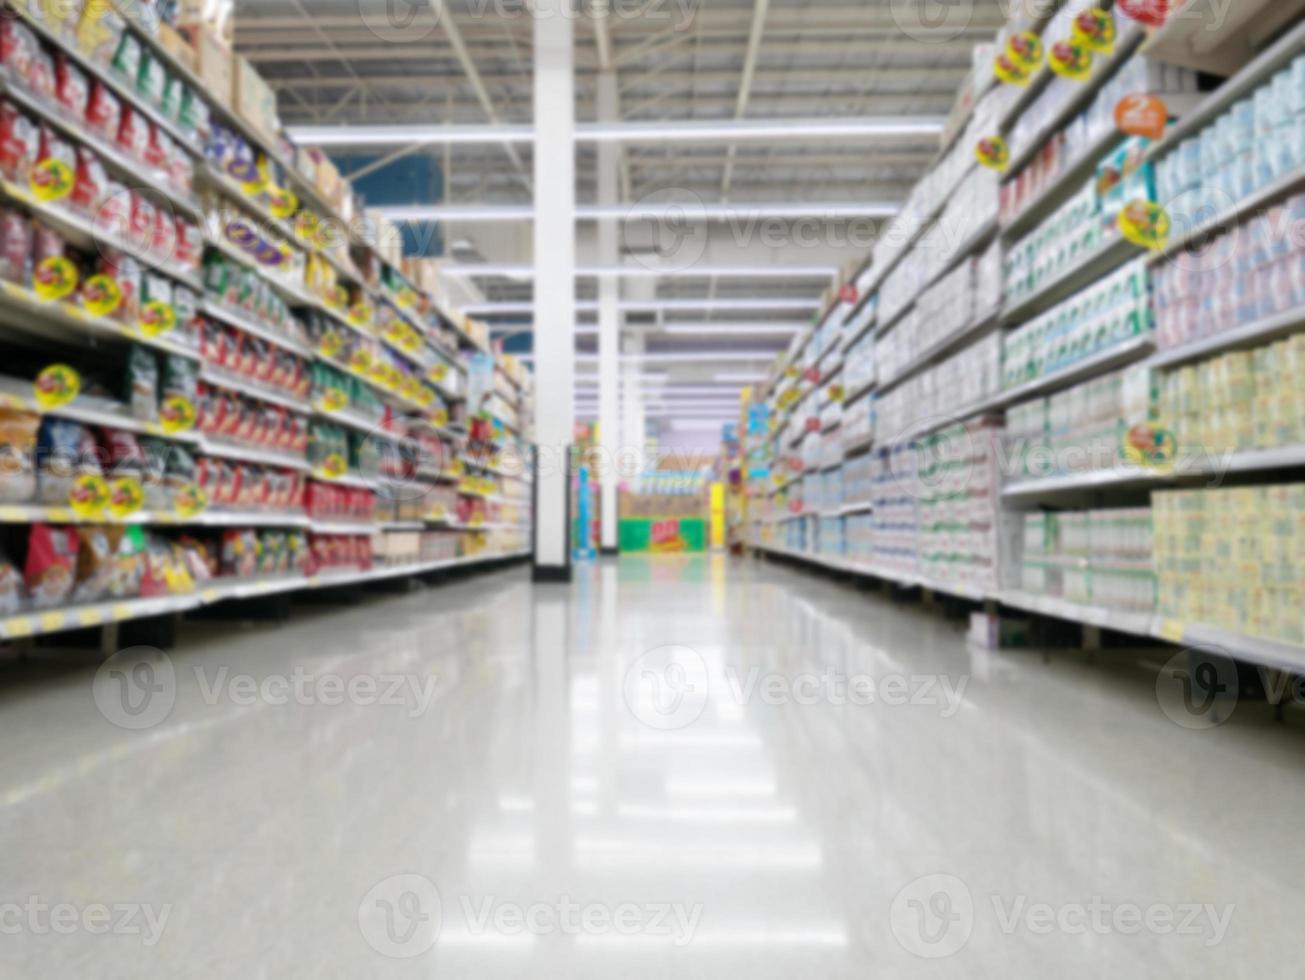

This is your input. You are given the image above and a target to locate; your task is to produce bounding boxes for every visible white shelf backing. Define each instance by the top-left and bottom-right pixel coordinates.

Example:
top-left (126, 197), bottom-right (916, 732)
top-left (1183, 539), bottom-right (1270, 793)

top-left (1139, 0), bottom-right (1305, 75)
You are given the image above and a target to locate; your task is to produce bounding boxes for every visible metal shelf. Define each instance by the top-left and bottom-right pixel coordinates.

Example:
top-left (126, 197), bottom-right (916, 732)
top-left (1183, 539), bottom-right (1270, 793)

top-left (1000, 234), bottom-right (1143, 326)
top-left (1146, 306), bottom-right (1305, 370)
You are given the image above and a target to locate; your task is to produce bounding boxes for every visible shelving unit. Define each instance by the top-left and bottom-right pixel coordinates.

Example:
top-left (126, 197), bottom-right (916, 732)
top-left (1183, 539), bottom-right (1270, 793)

top-left (0, 5), bottom-right (534, 643)
top-left (744, 3), bottom-right (1305, 673)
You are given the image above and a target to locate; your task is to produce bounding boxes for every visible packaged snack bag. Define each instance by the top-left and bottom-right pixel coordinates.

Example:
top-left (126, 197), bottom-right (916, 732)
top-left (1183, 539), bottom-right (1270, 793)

top-left (109, 30), bottom-right (142, 87)
top-left (0, 548), bottom-right (22, 614)
top-left (0, 208), bottom-right (33, 284)
top-left (54, 53), bottom-right (91, 117)
top-left (26, 47), bottom-right (56, 101)
top-left (107, 525), bottom-right (145, 598)
top-left (24, 523), bottom-right (78, 609)
top-left (70, 146), bottom-right (107, 214)
top-left (116, 104), bottom-right (149, 162)
top-left (0, 407), bottom-right (39, 502)
top-left (76, 3), bottom-right (126, 64)
top-left (0, 101), bottom-right (40, 182)
top-left (95, 182), bottom-right (131, 241)
top-left (139, 437), bottom-right (169, 510)
top-left (84, 81), bottom-right (122, 142)
top-left (124, 344), bottom-right (158, 422)
top-left (0, 20), bottom-right (39, 79)
top-left (36, 417), bottom-right (98, 505)
top-left (72, 526), bottom-right (114, 603)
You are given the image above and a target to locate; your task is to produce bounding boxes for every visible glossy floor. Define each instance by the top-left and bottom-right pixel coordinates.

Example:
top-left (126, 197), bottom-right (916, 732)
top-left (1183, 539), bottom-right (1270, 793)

top-left (1, 554), bottom-right (1302, 978)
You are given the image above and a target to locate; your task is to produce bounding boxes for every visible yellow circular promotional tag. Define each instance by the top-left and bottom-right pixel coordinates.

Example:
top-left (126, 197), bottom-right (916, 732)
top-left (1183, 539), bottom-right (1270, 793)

top-left (34, 364), bottom-right (81, 409)
top-left (318, 453), bottom-right (347, 480)
top-left (174, 482), bottom-right (209, 518)
top-left (1123, 422), bottom-right (1177, 470)
top-left (108, 477), bottom-right (144, 518)
top-left (267, 185), bottom-right (299, 220)
top-left (995, 52), bottom-right (1033, 86)
top-left (139, 300), bottom-right (177, 337)
top-left (69, 474), bottom-right (110, 519)
top-left (1119, 200), bottom-right (1171, 250)
top-left (81, 274), bottom-right (123, 318)
top-left (432, 408), bottom-right (449, 427)
top-left (976, 136), bottom-right (1010, 171)
top-left (400, 376), bottom-right (420, 400)
top-left (1049, 39), bottom-right (1094, 80)
top-left (348, 302), bottom-right (373, 327)
top-left (1006, 32), bottom-right (1044, 68)
top-left (317, 388), bottom-right (348, 412)
top-left (325, 285), bottom-right (349, 311)
top-left (1072, 8), bottom-right (1116, 53)
top-left (395, 287), bottom-right (417, 310)
top-left (428, 363), bottom-right (449, 383)
top-left (828, 384), bottom-right (845, 403)
top-left (29, 158), bottom-right (74, 202)
top-left (415, 386), bottom-right (434, 408)
top-left (319, 331), bottom-right (344, 359)
top-left (33, 256), bottom-right (79, 301)
top-left (160, 395), bottom-right (197, 433)
top-left (349, 348), bottom-right (372, 373)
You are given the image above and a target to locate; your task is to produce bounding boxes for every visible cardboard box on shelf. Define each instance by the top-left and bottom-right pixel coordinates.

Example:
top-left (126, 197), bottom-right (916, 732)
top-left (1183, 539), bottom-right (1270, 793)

top-left (184, 25), bottom-right (233, 109)
top-left (232, 54), bottom-right (281, 145)
top-left (157, 23), bottom-right (196, 72)
top-left (177, 0), bottom-right (235, 44)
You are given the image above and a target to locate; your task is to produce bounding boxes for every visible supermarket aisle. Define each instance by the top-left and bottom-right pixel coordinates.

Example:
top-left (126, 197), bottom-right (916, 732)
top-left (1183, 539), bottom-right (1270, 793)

top-left (1, 555), bottom-right (1303, 978)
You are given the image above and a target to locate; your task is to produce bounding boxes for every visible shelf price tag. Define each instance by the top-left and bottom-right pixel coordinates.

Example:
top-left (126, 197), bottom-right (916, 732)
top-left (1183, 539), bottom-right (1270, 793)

top-left (316, 453), bottom-right (347, 480)
top-left (316, 388), bottom-right (349, 413)
top-left (139, 300), bottom-right (177, 337)
top-left (975, 136), bottom-right (1009, 172)
top-left (1118, 200), bottom-right (1171, 250)
top-left (29, 158), bottom-right (74, 202)
top-left (1115, 94), bottom-right (1169, 141)
top-left (1157, 619), bottom-right (1185, 643)
top-left (108, 478), bottom-right (144, 519)
top-left (160, 395), bottom-right (197, 434)
top-left (69, 474), bottom-right (110, 519)
top-left (1049, 39), bottom-right (1094, 80)
top-left (33, 256), bottom-right (79, 301)
top-left (267, 185), bottom-right (299, 220)
top-left (34, 364), bottom-right (81, 409)
top-left (81, 274), bottom-right (123, 318)
top-left (1072, 8), bottom-right (1117, 53)
top-left (1122, 423), bottom-right (1177, 470)
top-left (5, 616), bottom-right (33, 638)
top-left (174, 482), bottom-right (209, 519)
top-left (38, 611), bottom-right (64, 633)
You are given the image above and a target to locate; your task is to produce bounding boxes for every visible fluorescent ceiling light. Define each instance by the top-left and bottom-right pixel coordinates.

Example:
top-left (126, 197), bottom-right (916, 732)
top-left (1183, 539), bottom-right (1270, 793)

top-left (380, 202), bottom-right (899, 222)
top-left (714, 371), bottom-right (770, 382)
top-left (288, 116), bottom-right (942, 148)
top-left (522, 352), bottom-right (775, 364)
top-left (442, 264), bottom-right (838, 279)
top-left (670, 419), bottom-right (741, 431)
top-left (463, 298), bottom-right (819, 315)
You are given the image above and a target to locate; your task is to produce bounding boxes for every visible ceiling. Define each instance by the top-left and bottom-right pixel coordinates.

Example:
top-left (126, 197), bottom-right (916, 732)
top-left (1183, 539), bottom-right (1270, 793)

top-left (233, 0), bottom-right (1006, 408)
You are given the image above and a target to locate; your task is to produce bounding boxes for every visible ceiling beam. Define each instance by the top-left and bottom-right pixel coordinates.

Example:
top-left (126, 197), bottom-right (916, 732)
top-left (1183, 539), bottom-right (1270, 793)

top-left (721, 0), bottom-right (769, 200)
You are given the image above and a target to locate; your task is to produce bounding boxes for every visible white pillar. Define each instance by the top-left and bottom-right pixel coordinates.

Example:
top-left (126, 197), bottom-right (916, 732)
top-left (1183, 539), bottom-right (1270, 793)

top-left (596, 70), bottom-right (620, 554)
top-left (532, 1), bottom-right (575, 580)
top-left (621, 333), bottom-right (644, 474)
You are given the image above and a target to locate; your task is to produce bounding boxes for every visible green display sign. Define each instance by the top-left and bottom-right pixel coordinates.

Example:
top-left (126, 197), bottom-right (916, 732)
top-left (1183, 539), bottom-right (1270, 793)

top-left (618, 518), bottom-right (707, 553)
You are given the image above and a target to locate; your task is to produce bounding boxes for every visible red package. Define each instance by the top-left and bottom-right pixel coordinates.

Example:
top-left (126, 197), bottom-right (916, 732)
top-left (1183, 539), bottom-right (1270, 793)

top-left (217, 392), bottom-right (240, 439)
top-left (84, 82), bottom-right (122, 144)
top-left (200, 320), bottom-right (228, 367)
top-left (0, 208), bottom-right (32, 285)
top-left (247, 405), bottom-right (269, 447)
top-left (128, 192), bottom-right (155, 250)
top-left (32, 222), bottom-right (63, 264)
top-left (98, 428), bottom-right (146, 480)
top-left (54, 54), bottom-right (89, 117)
top-left (215, 460), bottom-right (241, 505)
top-left (249, 338), bottom-right (272, 383)
top-left (116, 105), bottom-right (149, 162)
top-left (70, 146), bottom-right (107, 215)
top-left (166, 138), bottom-right (192, 193)
top-left (24, 524), bottom-right (77, 609)
top-left (151, 205), bottom-right (177, 263)
top-left (230, 332), bottom-right (253, 377)
top-left (94, 180), bottom-right (131, 240)
top-left (26, 48), bottom-right (54, 101)
top-left (101, 253), bottom-right (141, 322)
top-left (0, 21), bottom-right (37, 79)
top-left (0, 101), bottom-right (39, 182)
top-left (233, 401), bottom-right (256, 443)
top-left (174, 218), bottom-right (201, 271)
top-left (143, 123), bottom-right (167, 170)
top-left (35, 122), bottom-right (75, 184)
